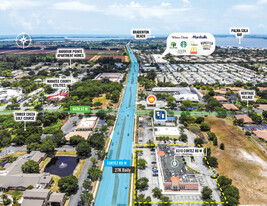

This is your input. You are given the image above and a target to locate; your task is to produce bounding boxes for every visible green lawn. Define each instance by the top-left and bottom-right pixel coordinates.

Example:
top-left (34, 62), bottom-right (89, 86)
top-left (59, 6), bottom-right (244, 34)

top-left (11, 191), bottom-right (22, 197)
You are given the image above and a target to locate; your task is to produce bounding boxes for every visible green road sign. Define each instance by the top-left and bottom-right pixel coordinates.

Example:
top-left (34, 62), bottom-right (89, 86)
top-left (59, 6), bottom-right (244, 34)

top-left (70, 106), bottom-right (90, 113)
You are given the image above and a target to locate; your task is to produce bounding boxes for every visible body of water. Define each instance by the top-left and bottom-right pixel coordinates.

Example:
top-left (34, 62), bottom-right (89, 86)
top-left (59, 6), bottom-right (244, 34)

top-left (215, 36), bottom-right (267, 49)
top-left (0, 34), bottom-right (266, 48)
top-left (44, 156), bottom-right (79, 177)
top-left (0, 35), bottom-right (129, 42)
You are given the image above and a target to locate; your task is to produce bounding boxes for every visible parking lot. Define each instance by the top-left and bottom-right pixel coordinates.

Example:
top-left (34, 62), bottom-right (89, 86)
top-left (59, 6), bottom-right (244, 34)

top-left (61, 116), bottom-right (80, 134)
top-left (137, 148), bottom-right (160, 202)
top-left (168, 194), bottom-right (202, 202)
top-left (136, 145), bottom-right (222, 204)
top-left (96, 119), bottom-right (106, 129)
top-left (186, 155), bottom-right (221, 202)
top-left (138, 116), bottom-right (153, 144)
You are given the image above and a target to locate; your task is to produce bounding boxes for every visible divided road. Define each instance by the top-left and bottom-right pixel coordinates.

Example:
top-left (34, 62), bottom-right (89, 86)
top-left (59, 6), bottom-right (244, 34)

top-left (94, 44), bottom-right (139, 206)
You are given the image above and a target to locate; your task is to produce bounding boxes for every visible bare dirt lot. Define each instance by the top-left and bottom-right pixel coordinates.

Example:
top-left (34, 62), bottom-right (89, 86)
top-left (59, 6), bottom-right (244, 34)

top-left (92, 94), bottom-right (114, 109)
top-left (205, 116), bottom-right (267, 205)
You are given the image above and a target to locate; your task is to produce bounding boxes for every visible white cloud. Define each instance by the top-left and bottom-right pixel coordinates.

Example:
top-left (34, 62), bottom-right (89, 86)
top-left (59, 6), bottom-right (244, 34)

top-left (182, 0), bottom-right (190, 4)
top-left (0, 0), bottom-right (10, 10)
top-left (258, 0), bottom-right (267, 4)
top-left (257, 23), bottom-right (265, 28)
top-left (231, 0), bottom-right (267, 12)
top-left (53, 1), bottom-right (97, 12)
top-left (231, 4), bottom-right (258, 11)
top-left (106, 1), bottom-right (190, 19)
top-left (9, 11), bottom-right (34, 30)
top-left (161, 2), bottom-right (171, 7)
top-left (0, 0), bottom-right (41, 10)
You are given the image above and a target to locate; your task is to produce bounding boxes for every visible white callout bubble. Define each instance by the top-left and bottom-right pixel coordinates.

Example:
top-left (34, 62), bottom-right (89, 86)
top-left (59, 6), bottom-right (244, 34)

top-left (162, 32), bottom-right (216, 56)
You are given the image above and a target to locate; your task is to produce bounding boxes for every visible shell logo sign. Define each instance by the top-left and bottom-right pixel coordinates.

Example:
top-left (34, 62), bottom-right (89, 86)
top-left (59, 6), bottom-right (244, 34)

top-left (190, 47), bottom-right (197, 54)
top-left (147, 95), bottom-right (156, 104)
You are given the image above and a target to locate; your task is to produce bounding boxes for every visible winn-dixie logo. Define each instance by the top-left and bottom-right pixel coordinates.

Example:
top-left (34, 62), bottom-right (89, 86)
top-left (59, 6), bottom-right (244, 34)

top-left (172, 36), bottom-right (188, 39)
top-left (192, 35), bottom-right (207, 39)
top-left (201, 41), bottom-right (213, 50)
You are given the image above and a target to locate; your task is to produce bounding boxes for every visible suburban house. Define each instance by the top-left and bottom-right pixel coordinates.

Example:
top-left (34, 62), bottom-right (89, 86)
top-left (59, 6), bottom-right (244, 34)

top-left (213, 96), bottom-right (227, 102)
top-left (222, 103), bottom-right (239, 111)
top-left (258, 104), bottom-right (267, 111)
top-left (253, 130), bottom-right (267, 142)
top-left (0, 151), bottom-right (52, 191)
top-left (21, 189), bottom-right (66, 206)
top-left (235, 114), bottom-right (254, 124)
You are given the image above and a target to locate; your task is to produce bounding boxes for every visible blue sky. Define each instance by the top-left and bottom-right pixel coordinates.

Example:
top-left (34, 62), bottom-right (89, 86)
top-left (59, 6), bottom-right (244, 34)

top-left (0, 0), bottom-right (266, 35)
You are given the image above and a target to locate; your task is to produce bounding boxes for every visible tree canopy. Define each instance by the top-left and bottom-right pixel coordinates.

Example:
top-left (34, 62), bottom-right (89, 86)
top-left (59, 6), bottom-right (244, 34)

top-left (136, 177), bottom-right (149, 190)
top-left (21, 160), bottom-right (39, 173)
top-left (58, 175), bottom-right (78, 196)
top-left (76, 141), bottom-right (91, 159)
top-left (87, 132), bottom-right (106, 150)
top-left (87, 167), bottom-right (102, 181)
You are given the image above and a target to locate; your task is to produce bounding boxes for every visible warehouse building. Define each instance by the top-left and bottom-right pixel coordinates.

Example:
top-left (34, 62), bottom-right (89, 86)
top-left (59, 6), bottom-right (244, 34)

top-left (152, 87), bottom-right (201, 102)
top-left (94, 73), bottom-right (124, 82)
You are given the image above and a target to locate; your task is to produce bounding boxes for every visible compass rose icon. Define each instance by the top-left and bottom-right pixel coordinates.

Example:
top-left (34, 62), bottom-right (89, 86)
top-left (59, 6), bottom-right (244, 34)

top-left (16, 32), bottom-right (32, 49)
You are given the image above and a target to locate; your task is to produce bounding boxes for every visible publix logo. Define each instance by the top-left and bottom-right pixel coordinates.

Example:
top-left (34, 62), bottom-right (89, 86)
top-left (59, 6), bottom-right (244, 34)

top-left (180, 41), bottom-right (187, 48)
top-left (170, 42), bottom-right (177, 49)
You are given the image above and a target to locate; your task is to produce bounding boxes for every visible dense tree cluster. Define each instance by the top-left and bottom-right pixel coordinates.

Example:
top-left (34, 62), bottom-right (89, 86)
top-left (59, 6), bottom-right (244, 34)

top-left (76, 141), bottom-right (91, 159)
top-left (205, 97), bottom-right (222, 112)
top-left (194, 138), bottom-right (204, 146)
top-left (200, 122), bottom-right (211, 131)
top-left (179, 114), bottom-right (196, 125)
top-left (0, 112), bottom-right (67, 154)
top-left (21, 160), bottom-right (39, 173)
top-left (180, 100), bottom-right (205, 111)
top-left (87, 167), bottom-right (102, 181)
top-left (136, 177), bottom-right (149, 190)
top-left (135, 194), bottom-right (152, 206)
top-left (248, 111), bottom-right (263, 124)
top-left (138, 71), bottom-right (156, 90)
top-left (218, 176), bottom-right (240, 206)
top-left (58, 175), bottom-right (78, 196)
top-left (88, 133), bottom-right (106, 150)
top-left (179, 134), bottom-right (188, 142)
top-left (62, 80), bottom-right (123, 109)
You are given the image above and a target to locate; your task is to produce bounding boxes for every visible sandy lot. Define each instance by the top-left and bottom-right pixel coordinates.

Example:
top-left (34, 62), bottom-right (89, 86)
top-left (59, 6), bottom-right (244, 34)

top-left (205, 117), bottom-right (267, 205)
